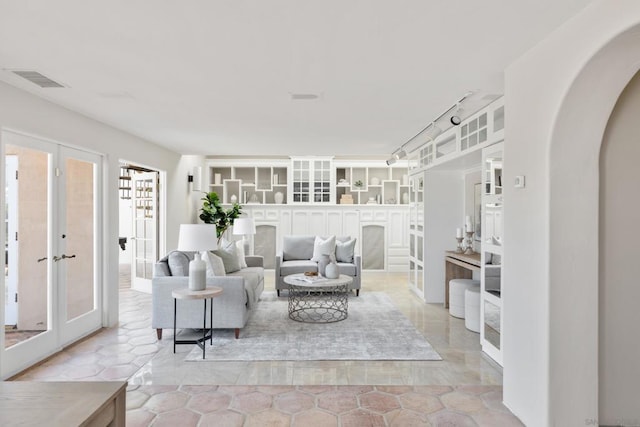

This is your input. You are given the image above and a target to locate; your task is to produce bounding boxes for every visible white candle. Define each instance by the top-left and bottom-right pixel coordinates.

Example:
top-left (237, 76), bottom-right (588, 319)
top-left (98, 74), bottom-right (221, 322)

top-left (465, 216), bottom-right (472, 232)
top-left (456, 228), bottom-right (463, 238)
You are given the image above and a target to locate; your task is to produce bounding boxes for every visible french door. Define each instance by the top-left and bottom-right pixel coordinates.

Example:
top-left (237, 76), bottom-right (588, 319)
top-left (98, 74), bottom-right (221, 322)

top-left (1, 131), bottom-right (102, 378)
top-left (131, 171), bottom-right (158, 293)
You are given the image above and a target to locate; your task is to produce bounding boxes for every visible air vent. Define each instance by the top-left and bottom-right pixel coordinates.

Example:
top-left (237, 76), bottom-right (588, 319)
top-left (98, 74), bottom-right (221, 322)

top-left (12, 70), bottom-right (65, 88)
top-left (291, 93), bottom-right (319, 100)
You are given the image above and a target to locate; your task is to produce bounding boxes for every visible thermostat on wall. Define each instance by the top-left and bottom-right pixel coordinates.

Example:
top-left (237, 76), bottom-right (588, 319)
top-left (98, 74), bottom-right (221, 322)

top-left (514, 175), bottom-right (525, 188)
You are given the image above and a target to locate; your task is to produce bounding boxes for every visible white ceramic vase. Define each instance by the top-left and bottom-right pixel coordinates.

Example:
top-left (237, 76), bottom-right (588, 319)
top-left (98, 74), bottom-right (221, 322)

top-left (325, 261), bottom-right (339, 279)
top-left (274, 191), bottom-right (284, 204)
top-left (402, 192), bottom-right (409, 204)
top-left (230, 194), bottom-right (238, 204)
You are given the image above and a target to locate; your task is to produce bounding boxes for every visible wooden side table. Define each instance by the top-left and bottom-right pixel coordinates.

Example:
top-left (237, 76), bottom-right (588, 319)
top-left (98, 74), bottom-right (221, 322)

top-left (0, 381), bottom-right (126, 426)
top-left (172, 286), bottom-right (223, 359)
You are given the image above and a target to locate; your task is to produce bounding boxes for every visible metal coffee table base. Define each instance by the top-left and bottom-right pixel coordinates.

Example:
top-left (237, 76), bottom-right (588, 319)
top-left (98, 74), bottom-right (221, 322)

top-left (288, 283), bottom-right (349, 323)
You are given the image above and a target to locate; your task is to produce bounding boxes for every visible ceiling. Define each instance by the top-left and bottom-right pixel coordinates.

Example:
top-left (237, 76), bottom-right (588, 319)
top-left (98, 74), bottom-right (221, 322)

top-left (0, 0), bottom-right (590, 157)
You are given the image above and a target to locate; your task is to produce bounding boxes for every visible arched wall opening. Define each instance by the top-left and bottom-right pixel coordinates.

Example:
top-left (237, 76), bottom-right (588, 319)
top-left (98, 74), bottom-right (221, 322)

top-left (548, 26), bottom-right (640, 425)
top-left (598, 69), bottom-right (640, 424)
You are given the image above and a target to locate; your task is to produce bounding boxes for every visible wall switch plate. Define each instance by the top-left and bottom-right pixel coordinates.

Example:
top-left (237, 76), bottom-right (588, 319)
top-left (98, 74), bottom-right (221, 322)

top-left (514, 175), bottom-right (525, 188)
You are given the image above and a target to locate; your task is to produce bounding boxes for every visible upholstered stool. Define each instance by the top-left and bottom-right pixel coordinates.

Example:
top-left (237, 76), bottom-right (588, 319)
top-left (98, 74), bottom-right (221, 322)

top-left (449, 279), bottom-right (480, 318)
top-left (464, 288), bottom-right (481, 333)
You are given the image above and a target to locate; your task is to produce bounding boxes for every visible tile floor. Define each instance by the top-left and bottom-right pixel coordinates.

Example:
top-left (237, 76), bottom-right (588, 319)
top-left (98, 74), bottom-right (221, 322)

top-left (12, 271), bottom-right (523, 426)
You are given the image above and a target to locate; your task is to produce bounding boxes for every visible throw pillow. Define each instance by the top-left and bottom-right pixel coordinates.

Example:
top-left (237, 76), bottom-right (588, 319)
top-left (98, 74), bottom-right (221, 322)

top-left (310, 235), bottom-right (336, 262)
top-left (203, 251), bottom-right (226, 277)
top-left (236, 240), bottom-right (248, 268)
top-left (335, 238), bottom-right (356, 263)
top-left (167, 251), bottom-right (193, 276)
top-left (213, 239), bottom-right (241, 274)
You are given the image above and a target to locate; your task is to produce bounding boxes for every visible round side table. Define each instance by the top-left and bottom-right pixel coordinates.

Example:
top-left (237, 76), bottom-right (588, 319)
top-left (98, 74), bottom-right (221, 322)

top-left (172, 286), bottom-right (223, 359)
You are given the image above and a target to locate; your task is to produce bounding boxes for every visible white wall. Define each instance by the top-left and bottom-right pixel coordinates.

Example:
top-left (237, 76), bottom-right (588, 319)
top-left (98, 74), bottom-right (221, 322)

top-left (599, 70), bottom-right (640, 425)
top-left (504, 1), bottom-right (640, 425)
top-left (423, 170), bottom-right (463, 303)
top-left (0, 80), bottom-right (188, 328)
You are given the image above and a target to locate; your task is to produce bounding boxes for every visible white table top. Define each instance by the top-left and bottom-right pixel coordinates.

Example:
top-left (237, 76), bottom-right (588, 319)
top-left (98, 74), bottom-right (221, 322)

top-left (284, 273), bottom-right (353, 288)
top-left (172, 286), bottom-right (223, 300)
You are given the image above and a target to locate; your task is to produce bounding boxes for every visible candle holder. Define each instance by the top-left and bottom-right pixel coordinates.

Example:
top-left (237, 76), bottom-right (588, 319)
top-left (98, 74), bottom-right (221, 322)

top-left (464, 231), bottom-right (475, 254)
top-left (455, 237), bottom-right (464, 253)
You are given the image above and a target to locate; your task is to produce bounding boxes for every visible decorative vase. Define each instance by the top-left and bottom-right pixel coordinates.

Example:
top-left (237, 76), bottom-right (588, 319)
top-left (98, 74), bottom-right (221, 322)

top-left (274, 191), bottom-right (284, 204)
top-left (230, 194), bottom-right (238, 204)
top-left (402, 192), bottom-right (409, 204)
top-left (317, 254), bottom-right (331, 277)
top-left (214, 173), bottom-right (222, 185)
top-left (325, 260), bottom-right (340, 279)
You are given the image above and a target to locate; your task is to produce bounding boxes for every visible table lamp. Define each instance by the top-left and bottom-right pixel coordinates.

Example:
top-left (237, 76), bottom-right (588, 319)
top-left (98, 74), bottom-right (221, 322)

top-left (177, 224), bottom-right (217, 291)
top-left (232, 217), bottom-right (256, 255)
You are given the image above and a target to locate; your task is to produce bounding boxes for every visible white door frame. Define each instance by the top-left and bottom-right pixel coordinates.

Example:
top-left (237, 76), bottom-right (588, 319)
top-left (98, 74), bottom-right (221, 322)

top-left (1, 131), bottom-right (104, 378)
top-left (4, 155), bottom-right (18, 326)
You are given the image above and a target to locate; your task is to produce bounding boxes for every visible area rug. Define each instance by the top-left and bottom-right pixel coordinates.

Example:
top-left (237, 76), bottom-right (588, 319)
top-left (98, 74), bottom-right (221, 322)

top-left (185, 291), bottom-right (441, 362)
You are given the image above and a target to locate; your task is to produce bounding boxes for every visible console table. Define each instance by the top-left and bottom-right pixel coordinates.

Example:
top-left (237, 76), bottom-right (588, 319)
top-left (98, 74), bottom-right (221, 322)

top-left (444, 251), bottom-right (481, 308)
top-left (0, 381), bottom-right (126, 426)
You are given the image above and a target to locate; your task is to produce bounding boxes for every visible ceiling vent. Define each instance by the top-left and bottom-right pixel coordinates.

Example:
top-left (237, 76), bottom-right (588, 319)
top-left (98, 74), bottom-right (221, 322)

top-left (11, 70), bottom-right (65, 88)
top-left (291, 93), bottom-right (319, 100)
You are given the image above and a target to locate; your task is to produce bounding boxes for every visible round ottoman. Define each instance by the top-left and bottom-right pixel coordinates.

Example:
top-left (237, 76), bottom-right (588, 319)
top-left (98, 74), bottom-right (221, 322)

top-left (464, 288), bottom-right (481, 333)
top-left (449, 279), bottom-right (480, 318)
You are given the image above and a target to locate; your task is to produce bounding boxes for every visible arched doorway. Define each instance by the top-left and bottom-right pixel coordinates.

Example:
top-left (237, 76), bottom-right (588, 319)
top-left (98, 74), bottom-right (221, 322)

top-left (598, 69), bottom-right (640, 424)
top-left (547, 25), bottom-right (640, 426)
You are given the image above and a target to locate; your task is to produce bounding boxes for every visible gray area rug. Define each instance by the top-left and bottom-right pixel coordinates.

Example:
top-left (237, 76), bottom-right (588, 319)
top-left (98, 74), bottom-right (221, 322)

top-left (185, 291), bottom-right (442, 362)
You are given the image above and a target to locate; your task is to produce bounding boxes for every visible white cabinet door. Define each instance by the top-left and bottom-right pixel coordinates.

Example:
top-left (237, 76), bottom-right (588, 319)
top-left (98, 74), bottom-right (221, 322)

top-left (309, 211), bottom-right (326, 236)
top-left (326, 210), bottom-right (343, 235)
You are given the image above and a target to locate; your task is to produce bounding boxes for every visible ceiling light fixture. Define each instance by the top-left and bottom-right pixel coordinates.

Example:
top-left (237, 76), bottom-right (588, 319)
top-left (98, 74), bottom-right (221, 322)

top-left (450, 103), bottom-right (463, 125)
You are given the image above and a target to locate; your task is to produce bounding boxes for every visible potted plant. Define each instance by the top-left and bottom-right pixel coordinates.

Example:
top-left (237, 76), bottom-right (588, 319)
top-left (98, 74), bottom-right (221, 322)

top-left (199, 192), bottom-right (242, 243)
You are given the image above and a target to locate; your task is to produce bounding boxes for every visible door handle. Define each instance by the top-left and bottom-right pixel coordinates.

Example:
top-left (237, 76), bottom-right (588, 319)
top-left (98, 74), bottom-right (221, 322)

top-left (53, 254), bottom-right (76, 262)
top-left (37, 257), bottom-right (48, 263)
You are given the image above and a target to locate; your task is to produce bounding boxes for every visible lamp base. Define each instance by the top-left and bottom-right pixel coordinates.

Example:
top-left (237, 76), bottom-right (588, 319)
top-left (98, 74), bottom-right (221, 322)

top-left (189, 257), bottom-right (206, 291)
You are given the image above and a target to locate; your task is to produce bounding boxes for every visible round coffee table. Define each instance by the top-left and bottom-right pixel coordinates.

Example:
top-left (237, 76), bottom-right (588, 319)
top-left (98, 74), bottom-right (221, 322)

top-left (284, 274), bottom-right (353, 323)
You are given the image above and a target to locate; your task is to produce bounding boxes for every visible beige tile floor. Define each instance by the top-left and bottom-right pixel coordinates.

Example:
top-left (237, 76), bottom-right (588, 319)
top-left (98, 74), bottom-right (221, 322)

top-left (12, 271), bottom-right (522, 426)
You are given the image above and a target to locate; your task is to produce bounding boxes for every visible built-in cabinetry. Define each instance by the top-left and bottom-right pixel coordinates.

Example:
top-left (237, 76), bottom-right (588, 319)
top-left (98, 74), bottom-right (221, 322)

top-left (406, 96), bottom-right (505, 365)
top-left (408, 174), bottom-right (424, 297)
top-left (207, 158), bottom-right (409, 206)
top-left (335, 162), bottom-right (411, 205)
top-left (481, 142), bottom-right (503, 365)
top-left (246, 205), bottom-right (408, 272)
top-left (205, 158), bottom-right (410, 272)
top-left (208, 160), bottom-right (289, 205)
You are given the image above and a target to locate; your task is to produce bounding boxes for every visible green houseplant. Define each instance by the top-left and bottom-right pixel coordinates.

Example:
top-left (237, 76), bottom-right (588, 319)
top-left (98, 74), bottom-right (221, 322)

top-left (199, 192), bottom-right (242, 242)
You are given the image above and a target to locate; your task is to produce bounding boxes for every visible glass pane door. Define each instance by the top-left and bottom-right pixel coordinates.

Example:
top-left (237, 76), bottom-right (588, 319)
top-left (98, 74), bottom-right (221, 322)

top-left (1, 132), bottom-right (103, 378)
top-left (3, 144), bottom-right (51, 349)
top-left (58, 147), bottom-right (102, 346)
top-left (131, 171), bottom-right (158, 292)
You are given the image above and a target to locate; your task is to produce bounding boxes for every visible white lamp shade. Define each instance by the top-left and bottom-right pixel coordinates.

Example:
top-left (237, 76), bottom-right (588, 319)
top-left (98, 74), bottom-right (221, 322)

top-left (233, 217), bottom-right (256, 235)
top-left (177, 224), bottom-right (218, 252)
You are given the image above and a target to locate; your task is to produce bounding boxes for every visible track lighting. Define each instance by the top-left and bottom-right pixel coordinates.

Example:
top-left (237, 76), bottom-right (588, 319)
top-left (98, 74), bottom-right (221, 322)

top-left (388, 91), bottom-right (474, 163)
top-left (450, 103), bottom-right (462, 126)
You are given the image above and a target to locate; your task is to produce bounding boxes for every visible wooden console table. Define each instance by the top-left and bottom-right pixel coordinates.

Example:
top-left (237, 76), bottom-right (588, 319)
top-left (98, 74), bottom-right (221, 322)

top-left (0, 381), bottom-right (126, 426)
top-left (444, 251), bottom-right (481, 308)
